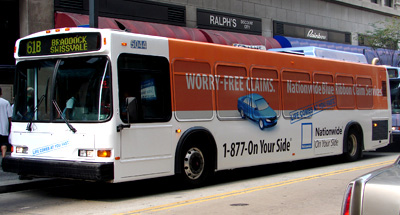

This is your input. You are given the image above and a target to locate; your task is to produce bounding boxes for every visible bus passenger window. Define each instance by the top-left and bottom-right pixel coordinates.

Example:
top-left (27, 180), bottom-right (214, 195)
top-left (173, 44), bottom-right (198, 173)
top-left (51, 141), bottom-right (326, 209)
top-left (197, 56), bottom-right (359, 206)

top-left (356, 77), bottom-right (373, 109)
top-left (336, 75), bottom-right (355, 109)
top-left (313, 73), bottom-right (335, 111)
top-left (216, 64), bottom-right (248, 119)
top-left (173, 60), bottom-right (213, 121)
top-left (251, 67), bottom-right (280, 117)
top-left (118, 54), bottom-right (171, 123)
top-left (282, 70), bottom-right (312, 118)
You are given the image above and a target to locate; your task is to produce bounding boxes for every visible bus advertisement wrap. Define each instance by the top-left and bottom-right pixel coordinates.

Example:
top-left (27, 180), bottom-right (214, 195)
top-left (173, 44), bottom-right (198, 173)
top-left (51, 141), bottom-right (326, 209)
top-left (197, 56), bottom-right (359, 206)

top-left (2, 28), bottom-right (391, 186)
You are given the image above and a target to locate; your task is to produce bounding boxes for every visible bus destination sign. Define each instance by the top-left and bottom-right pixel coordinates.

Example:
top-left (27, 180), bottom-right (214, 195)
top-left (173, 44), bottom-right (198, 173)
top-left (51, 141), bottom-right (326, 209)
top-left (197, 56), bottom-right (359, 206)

top-left (18, 32), bottom-right (101, 56)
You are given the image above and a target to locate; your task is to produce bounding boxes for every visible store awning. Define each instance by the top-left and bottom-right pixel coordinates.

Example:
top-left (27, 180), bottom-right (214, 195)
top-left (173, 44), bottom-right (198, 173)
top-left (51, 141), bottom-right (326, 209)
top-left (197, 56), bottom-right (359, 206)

top-left (200, 29), bottom-right (281, 48)
top-left (55, 12), bottom-right (208, 42)
top-left (55, 12), bottom-right (281, 48)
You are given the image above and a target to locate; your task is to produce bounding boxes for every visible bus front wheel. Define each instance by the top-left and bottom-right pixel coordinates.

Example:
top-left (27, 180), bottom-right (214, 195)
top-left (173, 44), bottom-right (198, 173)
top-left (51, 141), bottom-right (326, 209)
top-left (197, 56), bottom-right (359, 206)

top-left (344, 129), bottom-right (361, 162)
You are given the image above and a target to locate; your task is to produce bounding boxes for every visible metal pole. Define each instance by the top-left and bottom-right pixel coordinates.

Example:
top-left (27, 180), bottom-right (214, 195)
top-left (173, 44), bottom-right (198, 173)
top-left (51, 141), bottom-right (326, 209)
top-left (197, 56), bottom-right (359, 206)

top-left (89, 0), bottom-right (98, 28)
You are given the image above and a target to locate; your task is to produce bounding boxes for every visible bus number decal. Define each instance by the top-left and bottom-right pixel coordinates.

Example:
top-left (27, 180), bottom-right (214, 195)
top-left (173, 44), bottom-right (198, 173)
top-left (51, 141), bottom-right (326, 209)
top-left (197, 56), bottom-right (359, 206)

top-left (131, 40), bottom-right (147, 49)
top-left (26, 40), bottom-right (42, 54)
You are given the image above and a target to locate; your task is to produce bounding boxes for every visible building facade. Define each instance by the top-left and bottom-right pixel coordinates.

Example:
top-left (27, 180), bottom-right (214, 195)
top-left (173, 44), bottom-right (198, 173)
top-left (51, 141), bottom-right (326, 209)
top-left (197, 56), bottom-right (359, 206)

top-left (2, 0), bottom-right (400, 68)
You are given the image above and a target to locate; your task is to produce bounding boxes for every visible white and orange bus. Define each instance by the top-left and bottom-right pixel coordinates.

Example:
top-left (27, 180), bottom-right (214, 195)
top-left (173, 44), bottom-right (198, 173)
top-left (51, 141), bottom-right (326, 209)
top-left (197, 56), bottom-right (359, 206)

top-left (3, 28), bottom-right (391, 186)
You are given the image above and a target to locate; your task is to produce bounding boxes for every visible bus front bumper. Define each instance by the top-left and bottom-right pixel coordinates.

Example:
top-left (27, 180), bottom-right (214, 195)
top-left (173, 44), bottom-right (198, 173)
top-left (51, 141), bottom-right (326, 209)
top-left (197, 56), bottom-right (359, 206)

top-left (2, 156), bottom-right (114, 182)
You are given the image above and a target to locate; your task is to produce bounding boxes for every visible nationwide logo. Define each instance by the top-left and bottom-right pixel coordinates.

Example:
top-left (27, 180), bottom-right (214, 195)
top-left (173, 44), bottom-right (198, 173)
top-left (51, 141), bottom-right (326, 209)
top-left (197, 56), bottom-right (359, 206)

top-left (315, 127), bottom-right (343, 136)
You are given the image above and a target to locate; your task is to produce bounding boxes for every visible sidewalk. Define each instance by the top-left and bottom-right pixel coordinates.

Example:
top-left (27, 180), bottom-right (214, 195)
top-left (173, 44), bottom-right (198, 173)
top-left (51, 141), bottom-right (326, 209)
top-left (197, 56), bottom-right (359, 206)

top-left (0, 153), bottom-right (55, 194)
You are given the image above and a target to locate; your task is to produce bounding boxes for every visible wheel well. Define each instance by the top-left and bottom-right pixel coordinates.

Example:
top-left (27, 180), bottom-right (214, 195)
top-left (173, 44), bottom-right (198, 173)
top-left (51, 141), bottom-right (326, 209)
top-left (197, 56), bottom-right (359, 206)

top-left (343, 121), bottom-right (364, 152)
top-left (175, 127), bottom-right (217, 174)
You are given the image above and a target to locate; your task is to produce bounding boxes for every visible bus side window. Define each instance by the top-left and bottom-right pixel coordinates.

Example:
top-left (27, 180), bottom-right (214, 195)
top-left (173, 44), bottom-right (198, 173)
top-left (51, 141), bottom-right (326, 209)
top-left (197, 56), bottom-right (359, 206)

top-left (117, 54), bottom-right (171, 123)
top-left (251, 67), bottom-right (280, 117)
top-left (313, 72), bottom-right (335, 111)
top-left (215, 64), bottom-right (248, 119)
top-left (173, 59), bottom-right (213, 121)
top-left (281, 70), bottom-right (312, 118)
top-left (336, 75), bottom-right (355, 109)
top-left (356, 77), bottom-right (373, 109)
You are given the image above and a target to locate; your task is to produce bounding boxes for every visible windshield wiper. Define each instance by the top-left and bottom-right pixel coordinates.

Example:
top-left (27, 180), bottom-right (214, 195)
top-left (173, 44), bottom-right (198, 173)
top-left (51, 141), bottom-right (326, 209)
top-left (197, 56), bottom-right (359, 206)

top-left (52, 100), bottom-right (77, 133)
top-left (26, 78), bottom-right (50, 132)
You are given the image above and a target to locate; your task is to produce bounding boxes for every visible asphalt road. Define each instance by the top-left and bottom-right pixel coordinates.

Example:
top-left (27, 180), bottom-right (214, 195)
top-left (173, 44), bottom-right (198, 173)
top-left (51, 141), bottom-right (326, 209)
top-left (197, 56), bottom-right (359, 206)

top-left (0, 151), bottom-right (398, 215)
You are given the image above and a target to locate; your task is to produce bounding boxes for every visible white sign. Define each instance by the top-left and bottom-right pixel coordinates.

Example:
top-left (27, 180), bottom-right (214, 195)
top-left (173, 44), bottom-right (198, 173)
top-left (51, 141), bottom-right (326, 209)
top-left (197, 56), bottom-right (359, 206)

top-left (306, 29), bottom-right (328, 40)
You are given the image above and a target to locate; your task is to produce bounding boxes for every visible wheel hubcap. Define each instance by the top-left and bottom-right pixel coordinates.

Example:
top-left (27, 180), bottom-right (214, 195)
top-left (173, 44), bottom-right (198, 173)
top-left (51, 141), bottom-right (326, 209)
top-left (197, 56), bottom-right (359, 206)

top-left (184, 147), bottom-right (204, 180)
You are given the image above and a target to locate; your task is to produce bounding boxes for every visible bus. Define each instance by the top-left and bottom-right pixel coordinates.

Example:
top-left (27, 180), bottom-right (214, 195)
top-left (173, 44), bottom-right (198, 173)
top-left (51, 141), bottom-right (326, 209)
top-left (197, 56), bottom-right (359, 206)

top-left (269, 46), bottom-right (368, 64)
top-left (385, 66), bottom-right (400, 79)
top-left (382, 66), bottom-right (400, 150)
top-left (390, 77), bottom-right (400, 143)
top-left (3, 28), bottom-right (391, 186)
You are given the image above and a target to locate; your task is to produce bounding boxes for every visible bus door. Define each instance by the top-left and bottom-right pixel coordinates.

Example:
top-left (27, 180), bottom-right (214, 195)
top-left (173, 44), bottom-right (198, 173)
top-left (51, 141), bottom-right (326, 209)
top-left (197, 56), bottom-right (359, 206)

top-left (116, 54), bottom-right (174, 178)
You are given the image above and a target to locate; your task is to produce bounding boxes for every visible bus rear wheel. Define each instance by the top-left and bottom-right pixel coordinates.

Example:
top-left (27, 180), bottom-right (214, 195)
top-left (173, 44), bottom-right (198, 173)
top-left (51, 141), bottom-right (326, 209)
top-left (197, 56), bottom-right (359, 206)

top-left (180, 143), bottom-right (213, 187)
top-left (344, 129), bottom-right (361, 161)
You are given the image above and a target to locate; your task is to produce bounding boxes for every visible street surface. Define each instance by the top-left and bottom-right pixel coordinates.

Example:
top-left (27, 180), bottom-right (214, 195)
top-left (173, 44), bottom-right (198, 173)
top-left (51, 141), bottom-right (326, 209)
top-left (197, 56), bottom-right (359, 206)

top-left (0, 152), bottom-right (398, 215)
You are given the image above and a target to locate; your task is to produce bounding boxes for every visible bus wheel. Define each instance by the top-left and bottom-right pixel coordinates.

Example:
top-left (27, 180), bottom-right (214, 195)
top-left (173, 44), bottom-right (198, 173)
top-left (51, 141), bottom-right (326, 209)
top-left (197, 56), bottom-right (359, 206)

top-left (344, 129), bottom-right (361, 161)
top-left (181, 143), bottom-right (212, 187)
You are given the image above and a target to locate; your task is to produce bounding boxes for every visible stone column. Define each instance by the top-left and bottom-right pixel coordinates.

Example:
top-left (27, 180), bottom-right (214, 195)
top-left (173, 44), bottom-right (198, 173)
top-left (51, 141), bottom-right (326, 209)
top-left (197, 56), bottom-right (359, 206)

top-left (19, 0), bottom-right (54, 37)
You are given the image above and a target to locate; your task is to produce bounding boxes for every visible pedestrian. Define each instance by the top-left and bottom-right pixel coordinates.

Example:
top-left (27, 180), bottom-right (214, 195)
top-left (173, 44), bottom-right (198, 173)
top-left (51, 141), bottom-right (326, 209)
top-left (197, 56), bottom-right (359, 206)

top-left (0, 87), bottom-right (12, 158)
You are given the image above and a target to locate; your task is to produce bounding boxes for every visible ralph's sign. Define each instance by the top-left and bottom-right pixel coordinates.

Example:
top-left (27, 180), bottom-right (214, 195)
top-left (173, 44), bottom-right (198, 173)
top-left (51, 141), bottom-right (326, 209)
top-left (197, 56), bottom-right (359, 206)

top-left (197, 9), bottom-right (262, 35)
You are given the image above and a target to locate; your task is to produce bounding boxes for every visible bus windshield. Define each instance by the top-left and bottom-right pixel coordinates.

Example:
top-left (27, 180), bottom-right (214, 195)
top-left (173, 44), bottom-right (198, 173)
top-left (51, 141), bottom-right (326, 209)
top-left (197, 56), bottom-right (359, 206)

top-left (13, 56), bottom-right (112, 122)
top-left (390, 79), bottom-right (400, 114)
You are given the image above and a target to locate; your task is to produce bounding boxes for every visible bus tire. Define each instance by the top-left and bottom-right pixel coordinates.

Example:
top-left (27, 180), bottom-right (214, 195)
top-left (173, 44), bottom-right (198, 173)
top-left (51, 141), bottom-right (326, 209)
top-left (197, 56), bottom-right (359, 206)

top-left (180, 142), bottom-right (213, 187)
top-left (343, 128), bottom-right (361, 162)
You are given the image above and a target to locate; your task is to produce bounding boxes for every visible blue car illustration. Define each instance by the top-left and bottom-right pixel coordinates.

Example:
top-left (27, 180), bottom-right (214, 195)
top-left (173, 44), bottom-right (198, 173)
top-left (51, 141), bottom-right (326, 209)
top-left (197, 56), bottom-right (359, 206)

top-left (237, 93), bottom-right (278, 130)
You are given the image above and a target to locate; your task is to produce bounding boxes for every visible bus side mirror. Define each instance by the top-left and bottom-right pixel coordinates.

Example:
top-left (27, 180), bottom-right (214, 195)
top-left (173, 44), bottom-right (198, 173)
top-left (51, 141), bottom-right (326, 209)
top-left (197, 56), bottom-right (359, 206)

top-left (126, 97), bottom-right (138, 123)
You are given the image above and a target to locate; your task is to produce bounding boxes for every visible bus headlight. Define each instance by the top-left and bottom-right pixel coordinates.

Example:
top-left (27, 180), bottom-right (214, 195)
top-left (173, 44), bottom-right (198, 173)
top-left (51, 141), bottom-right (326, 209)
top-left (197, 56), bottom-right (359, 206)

top-left (15, 146), bottom-right (28, 154)
top-left (78, 149), bottom-right (94, 157)
top-left (79, 149), bottom-right (111, 157)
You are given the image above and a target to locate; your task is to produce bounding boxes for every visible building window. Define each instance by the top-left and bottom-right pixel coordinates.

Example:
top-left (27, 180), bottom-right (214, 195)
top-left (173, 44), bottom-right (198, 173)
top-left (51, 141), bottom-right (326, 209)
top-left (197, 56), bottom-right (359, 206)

top-left (371, 0), bottom-right (378, 3)
top-left (385, 0), bottom-right (393, 7)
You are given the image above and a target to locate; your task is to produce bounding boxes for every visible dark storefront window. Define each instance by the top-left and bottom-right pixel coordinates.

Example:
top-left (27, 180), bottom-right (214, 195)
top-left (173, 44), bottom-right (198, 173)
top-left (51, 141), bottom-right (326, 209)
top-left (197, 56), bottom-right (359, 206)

top-left (0, 1), bottom-right (19, 65)
top-left (273, 21), bottom-right (351, 44)
top-left (54, 0), bottom-right (185, 26)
